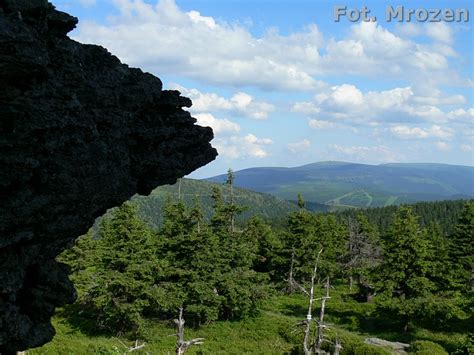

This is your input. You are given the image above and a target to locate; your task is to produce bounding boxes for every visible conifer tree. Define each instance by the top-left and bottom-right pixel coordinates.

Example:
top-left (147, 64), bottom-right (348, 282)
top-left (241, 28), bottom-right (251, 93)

top-left (243, 216), bottom-right (282, 277)
top-left (297, 193), bottom-right (305, 211)
top-left (379, 207), bottom-right (434, 298)
top-left (158, 191), bottom-right (269, 324)
top-left (311, 214), bottom-right (347, 278)
top-left (425, 222), bottom-right (456, 290)
top-left (376, 207), bottom-right (435, 329)
top-left (158, 198), bottom-right (224, 323)
top-left (343, 213), bottom-right (381, 290)
top-left (210, 180), bottom-right (270, 320)
top-left (226, 168), bottom-right (237, 233)
top-left (189, 195), bottom-right (204, 234)
top-left (286, 195), bottom-right (347, 282)
top-left (58, 230), bottom-right (99, 296)
top-left (81, 202), bottom-right (163, 334)
top-left (210, 186), bottom-right (227, 233)
top-left (286, 196), bottom-right (316, 282)
top-left (449, 201), bottom-right (474, 290)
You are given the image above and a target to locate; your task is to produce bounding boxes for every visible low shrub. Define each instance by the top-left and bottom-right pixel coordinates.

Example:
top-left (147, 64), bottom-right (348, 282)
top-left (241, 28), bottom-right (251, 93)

top-left (410, 340), bottom-right (448, 355)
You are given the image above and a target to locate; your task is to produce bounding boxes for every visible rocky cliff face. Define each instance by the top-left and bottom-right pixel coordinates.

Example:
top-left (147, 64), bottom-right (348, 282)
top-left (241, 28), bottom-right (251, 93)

top-left (0, 0), bottom-right (217, 352)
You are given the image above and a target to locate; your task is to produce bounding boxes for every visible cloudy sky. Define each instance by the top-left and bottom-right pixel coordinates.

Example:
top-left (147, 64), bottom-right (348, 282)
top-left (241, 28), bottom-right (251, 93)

top-left (55, 0), bottom-right (473, 177)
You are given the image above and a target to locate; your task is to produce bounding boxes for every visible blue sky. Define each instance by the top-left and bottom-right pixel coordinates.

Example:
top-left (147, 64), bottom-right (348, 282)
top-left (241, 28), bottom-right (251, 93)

top-left (54, 0), bottom-right (473, 177)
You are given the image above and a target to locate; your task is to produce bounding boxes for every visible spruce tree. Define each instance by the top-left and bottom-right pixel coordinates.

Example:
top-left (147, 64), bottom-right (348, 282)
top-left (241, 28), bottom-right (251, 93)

top-left (210, 186), bottom-right (227, 233)
top-left (378, 207), bottom-right (434, 298)
top-left (297, 193), bottom-right (305, 211)
top-left (311, 214), bottom-right (347, 278)
top-left (58, 230), bottom-right (99, 298)
top-left (189, 195), bottom-right (204, 234)
top-left (286, 195), bottom-right (347, 282)
top-left (286, 198), bottom-right (316, 282)
top-left (158, 198), bottom-right (224, 323)
top-left (425, 222), bottom-right (456, 290)
top-left (243, 216), bottom-right (282, 277)
top-left (80, 202), bottom-right (163, 334)
top-left (343, 213), bottom-right (381, 290)
top-left (376, 207), bottom-right (435, 329)
top-left (211, 181), bottom-right (270, 320)
top-left (157, 192), bottom-right (269, 324)
top-left (449, 201), bottom-right (474, 290)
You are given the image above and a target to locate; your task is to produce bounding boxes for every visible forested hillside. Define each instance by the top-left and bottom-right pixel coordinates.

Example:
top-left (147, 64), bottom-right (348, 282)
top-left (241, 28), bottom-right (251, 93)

top-left (130, 178), bottom-right (298, 228)
top-left (35, 172), bottom-right (474, 354)
top-left (335, 199), bottom-right (469, 237)
top-left (105, 178), bottom-right (469, 235)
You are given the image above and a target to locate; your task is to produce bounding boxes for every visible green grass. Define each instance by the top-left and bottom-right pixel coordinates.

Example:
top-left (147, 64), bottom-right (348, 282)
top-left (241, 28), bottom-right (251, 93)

top-left (29, 309), bottom-right (296, 354)
top-left (29, 285), bottom-right (470, 354)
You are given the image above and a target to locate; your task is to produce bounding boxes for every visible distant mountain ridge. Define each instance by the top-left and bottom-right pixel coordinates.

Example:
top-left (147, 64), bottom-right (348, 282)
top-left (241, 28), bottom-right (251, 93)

top-left (206, 161), bottom-right (474, 208)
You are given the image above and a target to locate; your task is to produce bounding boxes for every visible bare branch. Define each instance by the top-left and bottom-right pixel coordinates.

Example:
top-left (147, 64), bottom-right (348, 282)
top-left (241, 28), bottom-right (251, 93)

top-left (174, 308), bottom-right (205, 355)
top-left (128, 340), bottom-right (146, 353)
top-left (301, 248), bottom-right (323, 355)
top-left (334, 335), bottom-right (343, 355)
top-left (314, 277), bottom-right (330, 354)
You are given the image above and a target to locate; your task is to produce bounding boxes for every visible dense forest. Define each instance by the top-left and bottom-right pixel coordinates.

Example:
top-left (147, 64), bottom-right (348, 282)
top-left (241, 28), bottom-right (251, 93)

top-left (108, 178), bottom-right (469, 232)
top-left (36, 171), bottom-right (473, 354)
top-left (335, 199), bottom-right (469, 237)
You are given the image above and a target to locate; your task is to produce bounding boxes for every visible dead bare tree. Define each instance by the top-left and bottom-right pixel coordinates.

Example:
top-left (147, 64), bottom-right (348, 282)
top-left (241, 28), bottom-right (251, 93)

top-left (289, 248), bottom-right (323, 355)
top-left (284, 247), bottom-right (297, 294)
top-left (128, 340), bottom-right (147, 353)
top-left (343, 216), bottom-right (382, 292)
top-left (290, 250), bottom-right (340, 355)
top-left (334, 336), bottom-right (342, 355)
top-left (304, 250), bottom-right (324, 355)
top-left (174, 308), bottom-right (204, 355)
top-left (226, 168), bottom-right (236, 233)
top-left (314, 277), bottom-right (331, 354)
top-left (177, 178), bottom-right (182, 201)
top-left (113, 338), bottom-right (147, 354)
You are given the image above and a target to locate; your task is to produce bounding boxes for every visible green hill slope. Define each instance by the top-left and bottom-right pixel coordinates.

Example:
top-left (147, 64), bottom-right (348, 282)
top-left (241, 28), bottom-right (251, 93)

top-left (206, 161), bottom-right (474, 208)
top-left (130, 178), bottom-right (299, 228)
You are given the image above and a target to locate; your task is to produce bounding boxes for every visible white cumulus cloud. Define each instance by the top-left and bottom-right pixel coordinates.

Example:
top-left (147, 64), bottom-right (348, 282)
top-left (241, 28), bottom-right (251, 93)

top-left (193, 113), bottom-right (240, 134)
top-left (293, 83), bottom-right (469, 128)
top-left (308, 119), bottom-right (333, 129)
top-left (447, 108), bottom-right (474, 121)
top-left (396, 22), bottom-right (455, 45)
top-left (172, 85), bottom-right (274, 120)
top-left (73, 1), bottom-right (465, 90)
top-left (436, 142), bottom-right (451, 151)
top-left (426, 23), bottom-right (454, 44)
top-left (214, 134), bottom-right (273, 159)
top-left (292, 102), bottom-right (321, 115)
top-left (288, 139), bottom-right (311, 153)
top-left (390, 125), bottom-right (454, 139)
top-left (329, 144), bottom-right (400, 163)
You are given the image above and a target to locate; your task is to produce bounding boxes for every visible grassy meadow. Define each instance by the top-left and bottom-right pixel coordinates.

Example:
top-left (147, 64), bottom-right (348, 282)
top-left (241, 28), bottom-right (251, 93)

top-left (30, 284), bottom-right (471, 354)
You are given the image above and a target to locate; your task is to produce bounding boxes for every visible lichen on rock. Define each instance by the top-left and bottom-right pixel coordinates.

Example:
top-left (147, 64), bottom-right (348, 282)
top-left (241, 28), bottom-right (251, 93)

top-left (0, 0), bottom-right (217, 352)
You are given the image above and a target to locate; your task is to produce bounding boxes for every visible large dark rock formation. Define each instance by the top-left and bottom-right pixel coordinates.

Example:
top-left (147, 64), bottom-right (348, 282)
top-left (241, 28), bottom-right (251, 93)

top-left (0, 0), bottom-right (217, 352)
